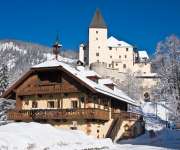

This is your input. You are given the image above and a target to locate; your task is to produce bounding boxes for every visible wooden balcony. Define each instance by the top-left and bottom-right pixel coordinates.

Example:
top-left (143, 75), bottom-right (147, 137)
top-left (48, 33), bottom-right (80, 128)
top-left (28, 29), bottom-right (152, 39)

top-left (16, 83), bottom-right (79, 96)
top-left (112, 111), bottom-right (142, 121)
top-left (8, 108), bottom-right (110, 121)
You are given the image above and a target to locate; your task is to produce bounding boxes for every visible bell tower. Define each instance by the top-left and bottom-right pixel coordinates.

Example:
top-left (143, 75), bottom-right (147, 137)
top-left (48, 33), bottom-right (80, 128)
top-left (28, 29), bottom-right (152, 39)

top-left (88, 9), bottom-right (108, 65)
top-left (53, 33), bottom-right (62, 60)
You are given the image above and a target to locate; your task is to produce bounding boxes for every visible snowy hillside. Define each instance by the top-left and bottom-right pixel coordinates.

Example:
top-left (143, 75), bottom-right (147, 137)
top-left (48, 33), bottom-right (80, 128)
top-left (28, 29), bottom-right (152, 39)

top-left (0, 40), bottom-right (78, 85)
top-left (0, 40), bottom-right (52, 84)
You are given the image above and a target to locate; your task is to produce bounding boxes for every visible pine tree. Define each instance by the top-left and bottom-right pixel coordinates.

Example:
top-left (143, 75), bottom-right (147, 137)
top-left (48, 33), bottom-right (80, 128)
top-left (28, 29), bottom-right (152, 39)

top-left (0, 64), bottom-right (9, 95)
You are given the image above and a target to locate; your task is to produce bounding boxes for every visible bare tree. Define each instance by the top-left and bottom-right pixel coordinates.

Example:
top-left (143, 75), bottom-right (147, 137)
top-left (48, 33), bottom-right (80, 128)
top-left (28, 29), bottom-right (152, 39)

top-left (152, 35), bottom-right (180, 120)
top-left (116, 70), bottom-right (143, 103)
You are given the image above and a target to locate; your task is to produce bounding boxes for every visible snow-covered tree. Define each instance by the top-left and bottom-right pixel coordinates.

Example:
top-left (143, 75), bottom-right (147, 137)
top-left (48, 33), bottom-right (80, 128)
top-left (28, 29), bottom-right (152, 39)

top-left (116, 70), bottom-right (143, 103)
top-left (0, 64), bottom-right (9, 95)
top-left (152, 35), bottom-right (180, 120)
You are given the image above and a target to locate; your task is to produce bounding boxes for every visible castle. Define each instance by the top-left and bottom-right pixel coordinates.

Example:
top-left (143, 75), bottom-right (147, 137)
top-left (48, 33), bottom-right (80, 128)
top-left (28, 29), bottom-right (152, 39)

top-left (79, 9), bottom-right (158, 101)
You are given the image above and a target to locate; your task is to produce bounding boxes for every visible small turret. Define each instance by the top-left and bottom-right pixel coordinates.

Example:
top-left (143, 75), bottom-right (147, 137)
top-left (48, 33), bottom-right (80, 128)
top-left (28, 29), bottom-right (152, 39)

top-left (53, 33), bottom-right (62, 60)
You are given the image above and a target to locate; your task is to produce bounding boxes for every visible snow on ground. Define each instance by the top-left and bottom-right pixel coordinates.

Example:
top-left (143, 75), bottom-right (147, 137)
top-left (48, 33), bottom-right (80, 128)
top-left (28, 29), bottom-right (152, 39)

top-left (116, 129), bottom-right (180, 150)
top-left (0, 122), bottom-right (114, 150)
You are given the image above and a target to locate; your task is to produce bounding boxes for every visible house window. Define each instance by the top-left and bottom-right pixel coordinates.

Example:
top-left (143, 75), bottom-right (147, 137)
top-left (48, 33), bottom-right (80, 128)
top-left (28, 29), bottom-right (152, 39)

top-left (126, 48), bottom-right (128, 51)
top-left (71, 101), bottom-right (78, 109)
top-left (32, 101), bottom-right (38, 108)
top-left (123, 64), bottom-right (126, 69)
top-left (96, 52), bottom-right (99, 56)
top-left (47, 101), bottom-right (54, 108)
top-left (38, 71), bottom-right (62, 83)
top-left (80, 96), bottom-right (85, 103)
top-left (25, 101), bottom-right (29, 105)
top-left (64, 93), bottom-right (69, 97)
top-left (109, 47), bottom-right (112, 50)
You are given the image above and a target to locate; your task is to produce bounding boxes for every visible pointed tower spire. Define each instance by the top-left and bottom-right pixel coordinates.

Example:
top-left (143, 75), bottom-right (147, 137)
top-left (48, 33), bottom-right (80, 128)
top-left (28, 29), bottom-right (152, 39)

top-left (89, 9), bottom-right (107, 28)
top-left (52, 32), bottom-right (62, 60)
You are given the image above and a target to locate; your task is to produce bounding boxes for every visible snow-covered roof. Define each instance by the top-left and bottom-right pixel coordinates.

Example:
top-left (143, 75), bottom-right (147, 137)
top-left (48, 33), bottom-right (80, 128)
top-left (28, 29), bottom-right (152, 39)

top-left (32, 58), bottom-right (137, 106)
top-left (107, 36), bottom-right (132, 48)
top-left (138, 51), bottom-right (149, 59)
top-left (98, 79), bottom-right (114, 85)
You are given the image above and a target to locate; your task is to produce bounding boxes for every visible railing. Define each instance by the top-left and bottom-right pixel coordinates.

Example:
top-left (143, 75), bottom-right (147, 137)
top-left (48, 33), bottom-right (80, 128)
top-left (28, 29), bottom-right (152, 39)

top-left (16, 84), bottom-right (78, 95)
top-left (112, 111), bottom-right (141, 120)
top-left (8, 108), bottom-right (109, 121)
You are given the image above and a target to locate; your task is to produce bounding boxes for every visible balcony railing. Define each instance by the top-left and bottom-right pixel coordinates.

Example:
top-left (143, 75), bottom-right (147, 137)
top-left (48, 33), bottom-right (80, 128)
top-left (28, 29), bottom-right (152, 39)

top-left (112, 111), bottom-right (142, 121)
top-left (8, 108), bottom-right (110, 121)
top-left (16, 84), bottom-right (79, 95)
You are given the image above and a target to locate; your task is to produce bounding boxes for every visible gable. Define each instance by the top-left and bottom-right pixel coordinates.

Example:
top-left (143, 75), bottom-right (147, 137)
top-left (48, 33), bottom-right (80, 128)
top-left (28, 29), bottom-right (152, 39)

top-left (2, 67), bottom-right (96, 99)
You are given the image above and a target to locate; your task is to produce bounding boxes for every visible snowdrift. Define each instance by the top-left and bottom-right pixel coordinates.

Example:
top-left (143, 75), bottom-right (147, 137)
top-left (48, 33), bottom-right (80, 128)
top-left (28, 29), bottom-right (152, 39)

top-left (0, 122), bottom-right (114, 150)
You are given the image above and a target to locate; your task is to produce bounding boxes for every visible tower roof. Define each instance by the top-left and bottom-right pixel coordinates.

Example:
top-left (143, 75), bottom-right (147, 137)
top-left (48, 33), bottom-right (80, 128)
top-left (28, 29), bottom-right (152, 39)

top-left (89, 9), bottom-right (107, 28)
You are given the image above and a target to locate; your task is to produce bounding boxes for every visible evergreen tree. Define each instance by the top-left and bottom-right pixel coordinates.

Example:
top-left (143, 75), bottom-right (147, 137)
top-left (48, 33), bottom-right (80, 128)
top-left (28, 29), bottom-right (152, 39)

top-left (0, 64), bottom-right (9, 95)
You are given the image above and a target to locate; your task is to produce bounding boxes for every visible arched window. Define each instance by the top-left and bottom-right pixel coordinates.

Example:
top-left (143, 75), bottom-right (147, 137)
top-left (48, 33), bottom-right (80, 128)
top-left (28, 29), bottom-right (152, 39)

top-left (144, 92), bottom-right (150, 102)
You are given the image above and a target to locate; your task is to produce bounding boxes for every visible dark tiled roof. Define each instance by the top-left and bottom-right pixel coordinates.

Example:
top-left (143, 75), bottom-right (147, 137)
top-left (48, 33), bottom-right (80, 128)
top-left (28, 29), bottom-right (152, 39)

top-left (89, 9), bottom-right (107, 28)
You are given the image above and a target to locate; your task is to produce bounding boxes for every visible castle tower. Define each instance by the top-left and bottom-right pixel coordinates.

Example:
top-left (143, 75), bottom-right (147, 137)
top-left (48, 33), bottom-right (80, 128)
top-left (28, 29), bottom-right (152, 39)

top-left (88, 9), bottom-right (108, 65)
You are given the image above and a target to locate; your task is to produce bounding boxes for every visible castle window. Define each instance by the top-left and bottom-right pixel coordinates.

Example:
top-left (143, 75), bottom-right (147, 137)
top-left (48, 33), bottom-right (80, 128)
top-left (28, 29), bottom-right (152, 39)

top-left (98, 46), bottom-right (100, 49)
top-left (32, 101), bottom-right (38, 108)
top-left (96, 31), bottom-right (98, 34)
top-left (96, 37), bottom-right (98, 40)
top-left (116, 63), bottom-right (118, 66)
top-left (96, 52), bottom-right (99, 56)
top-left (123, 64), bottom-right (126, 69)
top-left (109, 47), bottom-right (112, 50)
top-left (119, 55), bottom-right (121, 58)
top-left (109, 64), bottom-right (111, 67)
top-left (110, 56), bottom-right (112, 59)
top-left (97, 60), bottom-right (99, 63)
top-left (47, 101), bottom-right (54, 108)
top-left (124, 55), bottom-right (127, 58)
top-left (126, 48), bottom-right (128, 51)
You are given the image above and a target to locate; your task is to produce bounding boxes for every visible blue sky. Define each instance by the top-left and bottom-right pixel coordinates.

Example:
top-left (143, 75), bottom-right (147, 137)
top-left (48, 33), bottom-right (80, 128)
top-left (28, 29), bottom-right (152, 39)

top-left (0, 0), bottom-right (180, 54)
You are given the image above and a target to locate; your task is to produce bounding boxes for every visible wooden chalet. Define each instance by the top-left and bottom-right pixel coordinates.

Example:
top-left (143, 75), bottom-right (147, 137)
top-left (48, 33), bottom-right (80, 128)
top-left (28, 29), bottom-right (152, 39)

top-left (1, 53), bottom-right (145, 141)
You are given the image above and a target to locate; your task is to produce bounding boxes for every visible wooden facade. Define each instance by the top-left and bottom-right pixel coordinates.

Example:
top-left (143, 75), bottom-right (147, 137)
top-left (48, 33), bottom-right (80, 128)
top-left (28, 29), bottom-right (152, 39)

top-left (2, 65), bottom-right (144, 140)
